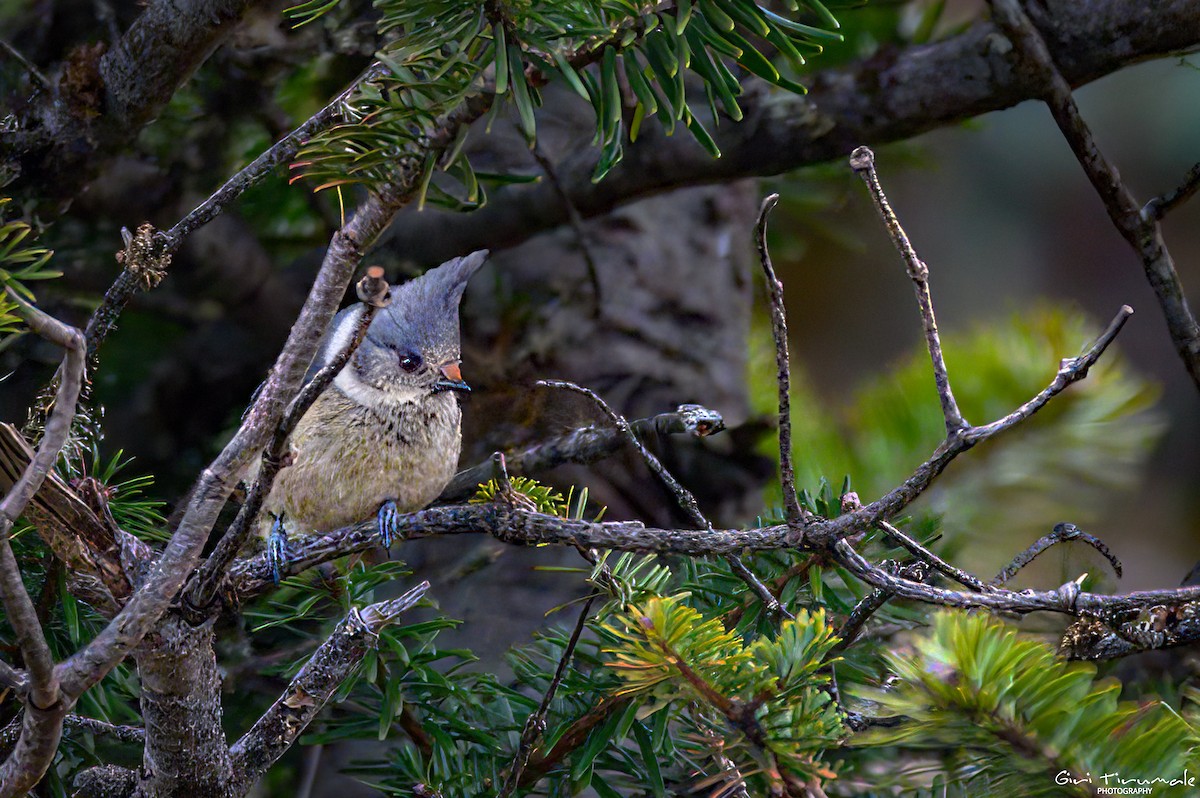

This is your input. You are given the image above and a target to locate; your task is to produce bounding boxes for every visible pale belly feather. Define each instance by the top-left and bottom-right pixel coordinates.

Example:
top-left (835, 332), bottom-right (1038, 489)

top-left (261, 388), bottom-right (461, 536)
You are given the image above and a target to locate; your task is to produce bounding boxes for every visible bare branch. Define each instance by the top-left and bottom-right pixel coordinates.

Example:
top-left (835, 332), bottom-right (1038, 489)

top-left (812, 304), bottom-right (1134, 545)
top-left (992, 523), bottom-right (1122, 586)
top-left (499, 593), bottom-right (597, 796)
top-left (160, 63), bottom-right (389, 253)
top-left (229, 504), bottom-right (804, 598)
top-left (1142, 162), bottom-right (1200, 222)
top-left (850, 147), bottom-right (966, 433)
top-left (831, 561), bottom-right (930, 656)
top-left (877, 519), bottom-right (989, 593)
top-left (754, 195), bottom-right (805, 527)
top-left (538, 380), bottom-right (792, 620)
top-left (0, 40), bottom-right (49, 89)
top-left (62, 715), bottom-right (145, 744)
top-left (528, 144), bottom-right (602, 317)
top-left (438, 404), bottom-right (725, 503)
top-left (0, 292), bottom-right (85, 796)
top-left (987, 0), bottom-right (1200, 391)
top-left (227, 582), bottom-right (430, 796)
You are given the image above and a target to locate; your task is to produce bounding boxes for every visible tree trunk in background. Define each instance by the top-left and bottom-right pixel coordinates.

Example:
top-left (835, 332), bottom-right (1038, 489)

top-left (311, 180), bottom-right (768, 796)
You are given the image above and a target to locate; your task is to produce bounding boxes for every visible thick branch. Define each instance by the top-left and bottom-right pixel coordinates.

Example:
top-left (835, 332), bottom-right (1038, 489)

top-left (131, 618), bottom-right (229, 798)
top-left (227, 582), bottom-right (429, 797)
top-left (384, 0), bottom-right (1200, 267)
top-left (3, 0), bottom-right (270, 208)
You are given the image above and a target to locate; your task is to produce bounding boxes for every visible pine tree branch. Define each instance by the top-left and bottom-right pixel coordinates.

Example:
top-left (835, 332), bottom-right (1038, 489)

top-left (384, 0), bottom-right (1200, 269)
top-left (226, 582), bottom-right (429, 797)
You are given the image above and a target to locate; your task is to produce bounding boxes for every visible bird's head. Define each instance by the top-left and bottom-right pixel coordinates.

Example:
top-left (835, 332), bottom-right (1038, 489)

top-left (326, 250), bottom-right (489, 406)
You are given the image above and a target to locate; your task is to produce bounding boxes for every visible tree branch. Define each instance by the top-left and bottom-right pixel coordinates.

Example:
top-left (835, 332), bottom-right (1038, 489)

top-left (987, 0), bottom-right (1200, 391)
top-left (538, 380), bottom-right (791, 620)
top-left (160, 63), bottom-right (389, 253)
top-left (992, 522), bottom-right (1122, 586)
top-left (499, 593), bottom-right (597, 796)
top-left (850, 147), bottom-right (966, 433)
top-left (0, 292), bottom-right (85, 797)
top-left (2, 0), bottom-right (272, 209)
top-left (755, 194), bottom-right (805, 528)
top-left (384, 0), bottom-right (1200, 269)
top-left (226, 582), bottom-right (429, 797)
top-left (1142, 162), bottom-right (1200, 222)
top-left (438, 404), bottom-right (725, 502)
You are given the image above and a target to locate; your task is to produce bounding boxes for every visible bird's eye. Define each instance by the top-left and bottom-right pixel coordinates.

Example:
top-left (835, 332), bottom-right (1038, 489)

top-left (398, 352), bottom-right (422, 372)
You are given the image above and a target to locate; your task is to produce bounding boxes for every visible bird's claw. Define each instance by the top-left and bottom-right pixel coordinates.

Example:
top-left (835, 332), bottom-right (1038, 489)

top-left (268, 514), bottom-right (289, 585)
top-left (377, 500), bottom-right (400, 550)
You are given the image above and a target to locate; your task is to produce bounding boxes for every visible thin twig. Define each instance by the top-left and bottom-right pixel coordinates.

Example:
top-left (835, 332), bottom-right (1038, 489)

top-left (878, 520), bottom-right (989, 592)
top-left (537, 380), bottom-right (793, 620)
top-left (0, 40), bottom-right (49, 89)
top-left (529, 144), bottom-right (602, 317)
top-left (992, 522), bottom-right (1122, 586)
top-left (183, 268), bottom-right (390, 617)
top-left (831, 561), bottom-right (929, 655)
top-left (439, 404), bottom-right (724, 502)
top-left (1142, 162), bottom-right (1200, 222)
top-left (754, 195), bottom-right (805, 527)
top-left (62, 715), bottom-right (145, 744)
top-left (296, 744), bottom-right (323, 798)
top-left (987, 0), bottom-right (1200, 391)
top-left (499, 593), bottom-right (598, 796)
top-left (160, 63), bottom-right (388, 252)
top-left (850, 147), bottom-right (966, 432)
top-left (812, 303), bottom-right (1134, 545)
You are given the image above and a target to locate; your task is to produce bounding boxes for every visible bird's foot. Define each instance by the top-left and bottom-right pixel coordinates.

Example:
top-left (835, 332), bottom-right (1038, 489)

top-left (268, 514), bottom-right (289, 585)
top-left (377, 499), bottom-right (402, 550)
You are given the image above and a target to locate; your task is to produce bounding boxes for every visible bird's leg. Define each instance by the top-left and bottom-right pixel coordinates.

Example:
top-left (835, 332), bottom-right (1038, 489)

top-left (377, 499), bottom-right (401, 550)
top-left (268, 513), bottom-right (289, 584)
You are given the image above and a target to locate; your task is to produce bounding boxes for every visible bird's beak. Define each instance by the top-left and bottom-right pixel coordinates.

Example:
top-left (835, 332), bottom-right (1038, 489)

top-left (433, 362), bottom-right (471, 393)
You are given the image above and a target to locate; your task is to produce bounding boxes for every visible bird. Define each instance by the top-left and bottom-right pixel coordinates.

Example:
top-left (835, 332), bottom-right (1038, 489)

top-left (259, 250), bottom-right (489, 579)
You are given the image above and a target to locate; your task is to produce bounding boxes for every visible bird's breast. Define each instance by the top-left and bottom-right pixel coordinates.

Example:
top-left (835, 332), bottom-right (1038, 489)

top-left (265, 389), bottom-right (462, 534)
